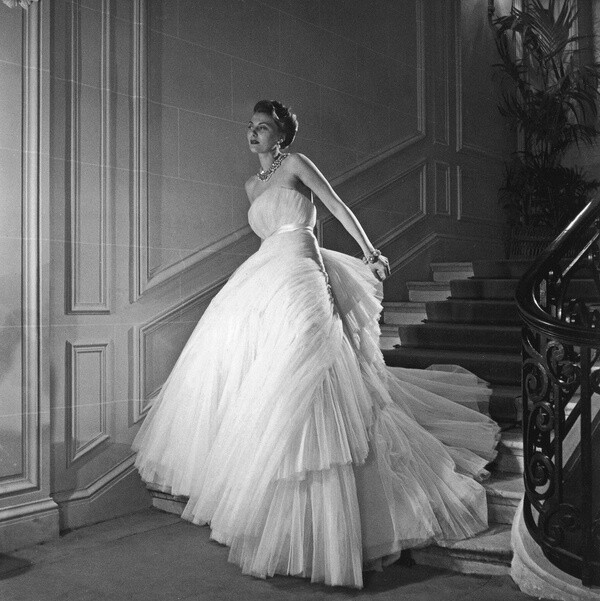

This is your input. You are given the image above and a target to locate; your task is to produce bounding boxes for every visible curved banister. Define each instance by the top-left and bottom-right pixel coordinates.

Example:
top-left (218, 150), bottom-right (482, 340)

top-left (516, 197), bottom-right (600, 345)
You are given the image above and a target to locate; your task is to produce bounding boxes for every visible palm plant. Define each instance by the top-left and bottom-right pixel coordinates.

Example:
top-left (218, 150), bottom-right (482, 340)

top-left (489, 0), bottom-right (600, 231)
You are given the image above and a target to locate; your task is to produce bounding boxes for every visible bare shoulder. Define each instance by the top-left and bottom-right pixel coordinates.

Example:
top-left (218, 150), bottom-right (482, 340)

top-left (285, 152), bottom-right (317, 174)
top-left (286, 152), bottom-right (310, 166)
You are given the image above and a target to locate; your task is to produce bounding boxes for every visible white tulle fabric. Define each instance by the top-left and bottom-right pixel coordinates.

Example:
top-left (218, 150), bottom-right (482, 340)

top-left (133, 187), bottom-right (500, 589)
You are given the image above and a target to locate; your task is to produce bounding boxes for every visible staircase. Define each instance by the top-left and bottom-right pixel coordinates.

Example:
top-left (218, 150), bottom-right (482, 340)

top-left (381, 259), bottom-right (529, 575)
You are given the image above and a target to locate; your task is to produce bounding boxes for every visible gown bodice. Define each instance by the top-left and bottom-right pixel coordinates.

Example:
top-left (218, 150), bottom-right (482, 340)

top-left (248, 187), bottom-right (317, 240)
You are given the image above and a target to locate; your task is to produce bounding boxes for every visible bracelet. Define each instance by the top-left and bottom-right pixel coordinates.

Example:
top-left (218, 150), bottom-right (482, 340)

top-left (362, 249), bottom-right (381, 264)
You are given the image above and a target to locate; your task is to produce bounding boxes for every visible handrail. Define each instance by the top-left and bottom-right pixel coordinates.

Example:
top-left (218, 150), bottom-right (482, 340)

top-left (516, 196), bottom-right (600, 346)
top-left (515, 195), bottom-right (600, 587)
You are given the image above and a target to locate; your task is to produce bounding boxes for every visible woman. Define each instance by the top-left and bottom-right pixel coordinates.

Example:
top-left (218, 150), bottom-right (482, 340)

top-left (133, 100), bottom-right (500, 589)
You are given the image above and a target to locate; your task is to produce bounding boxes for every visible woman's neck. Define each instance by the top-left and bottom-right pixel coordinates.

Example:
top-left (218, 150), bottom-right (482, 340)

top-left (258, 149), bottom-right (280, 172)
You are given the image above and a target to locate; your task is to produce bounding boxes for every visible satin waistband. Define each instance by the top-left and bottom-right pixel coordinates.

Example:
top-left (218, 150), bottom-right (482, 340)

top-left (270, 223), bottom-right (314, 237)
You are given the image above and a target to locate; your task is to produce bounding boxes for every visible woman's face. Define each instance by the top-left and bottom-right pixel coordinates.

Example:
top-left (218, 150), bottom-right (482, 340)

top-left (247, 112), bottom-right (282, 153)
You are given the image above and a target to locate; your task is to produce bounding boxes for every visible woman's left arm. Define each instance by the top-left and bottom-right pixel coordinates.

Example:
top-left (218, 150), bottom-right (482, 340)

top-left (290, 153), bottom-right (390, 279)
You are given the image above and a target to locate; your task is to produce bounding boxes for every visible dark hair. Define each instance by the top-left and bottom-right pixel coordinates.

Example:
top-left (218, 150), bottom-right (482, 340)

top-left (253, 100), bottom-right (298, 149)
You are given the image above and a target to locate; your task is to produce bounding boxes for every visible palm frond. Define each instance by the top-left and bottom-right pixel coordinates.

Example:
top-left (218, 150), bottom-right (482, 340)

top-left (489, 0), bottom-right (600, 229)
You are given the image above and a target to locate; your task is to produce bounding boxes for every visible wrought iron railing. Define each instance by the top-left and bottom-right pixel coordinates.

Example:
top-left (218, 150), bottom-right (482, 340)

top-left (516, 197), bottom-right (600, 586)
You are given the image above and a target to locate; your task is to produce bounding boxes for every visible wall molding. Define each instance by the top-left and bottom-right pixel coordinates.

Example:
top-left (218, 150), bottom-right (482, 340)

top-left (131, 277), bottom-right (227, 422)
top-left (52, 455), bottom-right (150, 531)
top-left (131, 0), bottom-right (255, 300)
top-left (454, 1), bottom-right (505, 162)
top-left (434, 160), bottom-right (451, 216)
top-left (66, 341), bottom-right (111, 465)
top-left (390, 230), bottom-right (504, 273)
top-left (374, 160), bottom-right (427, 250)
top-left (0, 0), bottom-right (59, 548)
top-left (53, 455), bottom-right (136, 504)
top-left (330, 0), bottom-right (426, 189)
top-left (145, 226), bottom-right (254, 292)
top-left (321, 158), bottom-right (428, 255)
top-left (433, 0), bottom-right (450, 146)
top-left (131, 0), bottom-right (147, 302)
top-left (130, 0), bottom-right (429, 300)
top-left (66, 0), bottom-right (111, 314)
top-left (2, 1), bottom-right (43, 498)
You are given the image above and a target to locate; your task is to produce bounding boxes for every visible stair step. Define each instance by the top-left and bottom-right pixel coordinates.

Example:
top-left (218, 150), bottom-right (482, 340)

top-left (430, 262), bottom-right (474, 282)
top-left (485, 472), bottom-right (524, 525)
top-left (450, 278), bottom-right (518, 300)
top-left (382, 348), bottom-right (521, 386)
top-left (406, 281), bottom-right (451, 302)
top-left (489, 386), bottom-right (522, 424)
top-left (397, 323), bottom-right (520, 352)
top-left (412, 523), bottom-right (512, 576)
top-left (495, 428), bottom-right (524, 474)
top-left (473, 259), bottom-right (532, 279)
top-left (382, 301), bottom-right (426, 325)
top-left (425, 299), bottom-right (519, 325)
top-left (147, 484), bottom-right (186, 516)
top-left (379, 323), bottom-right (400, 350)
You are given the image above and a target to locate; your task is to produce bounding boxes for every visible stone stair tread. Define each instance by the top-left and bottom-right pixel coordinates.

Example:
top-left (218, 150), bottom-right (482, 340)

top-left (383, 301), bottom-right (426, 311)
top-left (489, 385), bottom-right (522, 425)
top-left (485, 472), bottom-right (524, 499)
top-left (468, 277), bottom-right (520, 282)
top-left (429, 298), bottom-right (516, 306)
top-left (397, 322), bottom-right (520, 352)
top-left (449, 278), bottom-right (519, 300)
top-left (430, 261), bottom-right (473, 271)
top-left (406, 281), bottom-right (451, 290)
top-left (412, 523), bottom-right (512, 575)
top-left (401, 322), bottom-right (521, 333)
top-left (491, 384), bottom-right (521, 397)
top-left (424, 298), bottom-right (519, 326)
top-left (472, 259), bottom-right (532, 279)
top-left (382, 302), bottom-right (427, 325)
top-left (384, 347), bottom-right (520, 363)
top-left (383, 348), bottom-right (521, 386)
top-left (430, 262), bottom-right (474, 282)
top-left (435, 523), bottom-right (512, 557)
top-left (498, 428), bottom-right (523, 449)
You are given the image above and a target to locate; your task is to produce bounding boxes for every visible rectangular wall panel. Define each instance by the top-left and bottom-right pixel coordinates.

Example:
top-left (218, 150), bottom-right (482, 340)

top-left (434, 161), bottom-right (451, 216)
top-left (67, 342), bottom-right (110, 465)
top-left (433, 0), bottom-right (450, 145)
top-left (455, 0), bottom-right (512, 160)
top-left (0, 9), bottom-right (24, 483)
top-left (67, 0), bottom-right (111, 314)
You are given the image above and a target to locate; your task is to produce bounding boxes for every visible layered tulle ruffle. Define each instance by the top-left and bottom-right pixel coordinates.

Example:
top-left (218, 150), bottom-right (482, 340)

top-left (133, 189), bottom-right (500, 589)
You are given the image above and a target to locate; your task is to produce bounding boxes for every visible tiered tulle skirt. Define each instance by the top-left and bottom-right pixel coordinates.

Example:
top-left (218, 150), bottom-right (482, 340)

top-left (133, 228), bottom-right (500, 589)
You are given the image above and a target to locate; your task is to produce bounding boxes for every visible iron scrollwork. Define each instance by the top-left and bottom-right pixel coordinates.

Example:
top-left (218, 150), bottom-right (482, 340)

top-left (519, 205), bottom-right (600, 586)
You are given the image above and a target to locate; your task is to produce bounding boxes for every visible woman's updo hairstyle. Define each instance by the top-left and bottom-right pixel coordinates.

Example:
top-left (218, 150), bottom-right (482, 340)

top-left (253, 99), bottom-right (298, 149)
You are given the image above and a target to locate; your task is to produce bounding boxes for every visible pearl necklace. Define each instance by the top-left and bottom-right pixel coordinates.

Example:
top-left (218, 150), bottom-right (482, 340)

top-left (257, 153), bottom-right (289, 181)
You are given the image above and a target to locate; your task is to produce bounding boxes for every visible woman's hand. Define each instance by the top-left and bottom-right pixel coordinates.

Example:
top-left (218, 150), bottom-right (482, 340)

top-left (369, 255), bottom-right (390, 281)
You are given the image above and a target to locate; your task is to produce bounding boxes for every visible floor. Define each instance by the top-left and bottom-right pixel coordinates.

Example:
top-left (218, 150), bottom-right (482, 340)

top-left (0, 508), bottom-right (546, 601)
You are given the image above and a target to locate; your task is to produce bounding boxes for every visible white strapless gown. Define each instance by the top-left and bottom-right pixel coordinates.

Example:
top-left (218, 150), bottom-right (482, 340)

top-left (132, 187), bottom-right (500, 589)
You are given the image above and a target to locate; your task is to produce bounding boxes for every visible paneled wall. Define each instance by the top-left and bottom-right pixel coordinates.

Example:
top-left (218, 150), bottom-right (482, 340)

top-left (0, 1), bottom-right (58, 551)
top-left (1, 0), bottom-right (514, 543)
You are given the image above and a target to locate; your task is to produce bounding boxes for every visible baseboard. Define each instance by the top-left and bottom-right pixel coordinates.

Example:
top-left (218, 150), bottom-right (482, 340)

top-left (0, 497), bottom-right (59, 553)
top-left (53, 456), bottom-right (151, 531)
